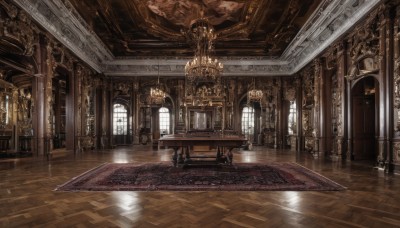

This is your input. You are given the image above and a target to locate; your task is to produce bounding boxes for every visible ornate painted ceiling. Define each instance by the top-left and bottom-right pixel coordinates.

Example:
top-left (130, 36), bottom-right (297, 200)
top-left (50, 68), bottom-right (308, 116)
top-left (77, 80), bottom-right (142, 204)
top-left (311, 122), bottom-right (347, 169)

top-left (66, 0), bottom-right (320, 58)
top-left (12, 0), bottom-right (380, 76)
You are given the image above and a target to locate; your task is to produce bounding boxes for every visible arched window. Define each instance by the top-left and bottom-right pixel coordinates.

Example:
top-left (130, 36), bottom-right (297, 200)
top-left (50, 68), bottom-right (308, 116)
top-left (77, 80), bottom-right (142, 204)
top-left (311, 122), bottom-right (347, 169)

top-left (159, 107), bottom-right (170, 135)
top-left (113, 104), bottom-right (127, 135)
top-left (288, 101), bottom-right (297, 135)
top-left (241, 106), bottom-right (254, 139)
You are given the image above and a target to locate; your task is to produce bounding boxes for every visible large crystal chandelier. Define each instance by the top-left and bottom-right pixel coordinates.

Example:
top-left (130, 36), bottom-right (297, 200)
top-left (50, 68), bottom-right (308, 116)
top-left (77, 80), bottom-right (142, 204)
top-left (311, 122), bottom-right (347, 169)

top-left (150, 60), bottom-right (166, 104)
top-left (184, 18), bottom-right (223, 83)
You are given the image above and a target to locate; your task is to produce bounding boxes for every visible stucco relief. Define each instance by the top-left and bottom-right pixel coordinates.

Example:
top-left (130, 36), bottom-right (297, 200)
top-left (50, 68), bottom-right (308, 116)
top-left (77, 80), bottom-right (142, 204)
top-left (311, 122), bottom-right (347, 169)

top-left (0, 1), bottom-right (39, 57)
top-left (284, 88), bottom-right (296, 102)
top-left (114, 83), bottom-right (131, 97)
top-left (346, 13), bottom-right (379, 81)
top-left (302, 66), bottom-right (314, 108)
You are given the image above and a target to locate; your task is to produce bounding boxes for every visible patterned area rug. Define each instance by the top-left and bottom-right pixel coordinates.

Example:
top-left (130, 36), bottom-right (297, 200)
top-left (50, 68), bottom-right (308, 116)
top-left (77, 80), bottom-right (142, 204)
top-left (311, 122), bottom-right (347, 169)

top-left (55, 162), bottom-right (346, 191)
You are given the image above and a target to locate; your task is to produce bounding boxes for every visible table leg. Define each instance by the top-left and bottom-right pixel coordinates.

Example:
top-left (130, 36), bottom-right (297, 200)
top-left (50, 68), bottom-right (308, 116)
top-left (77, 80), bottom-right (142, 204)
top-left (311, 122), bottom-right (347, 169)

top-left (216, 147), bottom-right (221, 163)
top-left (177, 147), bottom-right (184, 164)
top-left (226, 147), bottom-right (233, 165)
top-left (184, 146), bottom-right (192, 164)
top-left (172, 147), bottom-right (179, 167)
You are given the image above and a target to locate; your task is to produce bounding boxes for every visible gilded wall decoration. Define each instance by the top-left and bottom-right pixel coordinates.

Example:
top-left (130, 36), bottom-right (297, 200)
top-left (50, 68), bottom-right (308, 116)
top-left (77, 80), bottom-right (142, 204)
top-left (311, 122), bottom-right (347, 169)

top-left (114, 82), bottom-right (131, 97)
top-left (18, 88), bottom-right (33, 136)
top-left (0, 1), bottom-right (39, 57)
top-left (284, 87), bottom-right (296, 101)
top-left (81, 70), bottom-right (95, 137)
top-left (301, 65), bottom-right (314, 139)
top-left (346, 13), bottom-right (380, 81)
top-left (302, 66), bottom-right (314, 108)
top-left (394, 12), bottom-right (400, 135)
top-left (51, 44), bottom-right (74, 70)
top-left (0, 80), bottom-right (15, 130)
top-left (45, 43), bottom-right (55, 138)
top-left (75, 65), bottom-right (83, 136)
top-left (74, 64), bottom-right (97, 150)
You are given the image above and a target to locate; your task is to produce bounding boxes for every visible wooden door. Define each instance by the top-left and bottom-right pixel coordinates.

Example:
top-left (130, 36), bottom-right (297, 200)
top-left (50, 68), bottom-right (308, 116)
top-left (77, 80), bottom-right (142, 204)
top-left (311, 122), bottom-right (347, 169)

top-left (352, 94), bottom-right (375, 160)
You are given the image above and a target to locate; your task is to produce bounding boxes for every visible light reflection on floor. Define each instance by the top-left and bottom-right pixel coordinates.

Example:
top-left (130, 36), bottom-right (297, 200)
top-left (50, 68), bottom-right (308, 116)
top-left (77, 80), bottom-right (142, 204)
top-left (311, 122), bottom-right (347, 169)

top-left (160, 152), bottom-right (172, 161)
top-left (283, 191), bottom-right (300, 211)
top-left (242, 152), bottom-right (256, 163)
top-left (112, 152), bottom-right (130, 163)
top-left (110, 191), bottom-right (142, 218)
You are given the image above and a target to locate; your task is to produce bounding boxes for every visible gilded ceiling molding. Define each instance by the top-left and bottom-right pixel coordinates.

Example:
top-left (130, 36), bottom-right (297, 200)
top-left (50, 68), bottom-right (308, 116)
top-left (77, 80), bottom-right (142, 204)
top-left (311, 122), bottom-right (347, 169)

top-left (11, 0), bottom-right (113, 72)
top-left (11, 0), bottom-right (380, 76)
top-left (287, 0), bottom-right (380, 74)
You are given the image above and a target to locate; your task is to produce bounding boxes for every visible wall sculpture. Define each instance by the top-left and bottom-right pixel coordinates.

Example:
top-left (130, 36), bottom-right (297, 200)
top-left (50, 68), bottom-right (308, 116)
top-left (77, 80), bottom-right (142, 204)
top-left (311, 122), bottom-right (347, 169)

top-left (346, 14), bottom-right (380, 81)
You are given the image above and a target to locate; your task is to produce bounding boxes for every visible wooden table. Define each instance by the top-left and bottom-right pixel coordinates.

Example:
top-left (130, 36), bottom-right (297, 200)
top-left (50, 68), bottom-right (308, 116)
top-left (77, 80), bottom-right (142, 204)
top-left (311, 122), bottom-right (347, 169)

top-left (159, 135), bottom-right (247, 167)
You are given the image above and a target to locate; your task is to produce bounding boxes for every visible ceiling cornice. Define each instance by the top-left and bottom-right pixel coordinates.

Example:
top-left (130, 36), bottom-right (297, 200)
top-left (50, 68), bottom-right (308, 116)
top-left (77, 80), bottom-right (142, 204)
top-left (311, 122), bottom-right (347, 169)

top-left (12, 0), bottom-right (380, 76)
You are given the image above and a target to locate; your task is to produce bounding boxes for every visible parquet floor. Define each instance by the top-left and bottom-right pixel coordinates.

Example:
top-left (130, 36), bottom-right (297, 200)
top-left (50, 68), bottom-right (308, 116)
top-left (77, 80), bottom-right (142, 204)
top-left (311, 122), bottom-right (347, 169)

top-left (0, 146), bottom-right (399, 228)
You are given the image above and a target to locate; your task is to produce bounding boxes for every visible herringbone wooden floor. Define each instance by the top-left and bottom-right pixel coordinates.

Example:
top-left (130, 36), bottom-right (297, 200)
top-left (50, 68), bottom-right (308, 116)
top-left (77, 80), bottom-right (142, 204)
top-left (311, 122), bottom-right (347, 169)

top-left (0, 146), bottom-right (399, 228)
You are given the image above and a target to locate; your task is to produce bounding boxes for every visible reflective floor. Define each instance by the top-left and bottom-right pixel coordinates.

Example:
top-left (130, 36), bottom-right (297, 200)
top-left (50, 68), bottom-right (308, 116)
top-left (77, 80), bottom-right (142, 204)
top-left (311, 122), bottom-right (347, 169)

top-left (0, 146), bottom-right (399, 227)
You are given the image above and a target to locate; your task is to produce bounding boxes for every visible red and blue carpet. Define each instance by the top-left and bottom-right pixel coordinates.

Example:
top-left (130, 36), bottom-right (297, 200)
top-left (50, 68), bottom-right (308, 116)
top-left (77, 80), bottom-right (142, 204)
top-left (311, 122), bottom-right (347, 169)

top-left (55, 162), bottom-right (346, 191)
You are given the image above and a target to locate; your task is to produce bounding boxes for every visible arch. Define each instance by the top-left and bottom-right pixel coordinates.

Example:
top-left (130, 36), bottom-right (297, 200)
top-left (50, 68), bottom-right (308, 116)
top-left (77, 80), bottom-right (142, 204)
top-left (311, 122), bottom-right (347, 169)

top-left (350, 73), bottom-right (379, 89)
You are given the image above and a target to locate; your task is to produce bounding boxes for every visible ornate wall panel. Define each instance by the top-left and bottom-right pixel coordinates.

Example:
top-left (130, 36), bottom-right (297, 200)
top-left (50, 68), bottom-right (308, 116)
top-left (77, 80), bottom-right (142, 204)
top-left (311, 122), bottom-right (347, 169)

top-left (301, 64), bottom-right (315, 152)
top-left (346, 12), bottom-right (380, 81)
top-left (394, 6), bottom-right (400, 137)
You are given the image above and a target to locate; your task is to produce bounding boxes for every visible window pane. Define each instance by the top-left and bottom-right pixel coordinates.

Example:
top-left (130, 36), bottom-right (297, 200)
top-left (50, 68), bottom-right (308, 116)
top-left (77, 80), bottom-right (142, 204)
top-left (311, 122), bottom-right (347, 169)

top-left (288, 101), bottom-right (297, 135)
top-left (159, 107), bottom-right (169, 134)
top-left (113, 104), bottom-right (127, 135)
top-left (242, 106), bottom-right (254, 139)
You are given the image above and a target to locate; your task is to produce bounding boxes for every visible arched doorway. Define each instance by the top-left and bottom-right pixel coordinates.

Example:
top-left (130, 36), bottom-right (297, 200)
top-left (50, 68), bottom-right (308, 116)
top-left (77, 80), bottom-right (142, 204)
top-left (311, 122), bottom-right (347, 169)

top-left (239, 100), bottom-right (263, 145)
top-left (351, 76), bottom-right (379, 161)
top-left (113, 103), bottom-right (129, 145)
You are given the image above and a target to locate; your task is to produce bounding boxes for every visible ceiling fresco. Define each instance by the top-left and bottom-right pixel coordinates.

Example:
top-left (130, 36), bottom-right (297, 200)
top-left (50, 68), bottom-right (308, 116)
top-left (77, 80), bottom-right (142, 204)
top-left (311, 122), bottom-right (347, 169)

top-left (67, 0), bottom-right (321, 57)
top-left (12, 0), bottom-right (381, 75)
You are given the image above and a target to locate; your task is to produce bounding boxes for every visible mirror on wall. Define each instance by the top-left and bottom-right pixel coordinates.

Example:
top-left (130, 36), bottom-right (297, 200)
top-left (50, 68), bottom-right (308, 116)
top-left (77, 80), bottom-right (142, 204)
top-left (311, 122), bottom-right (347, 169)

top-left (189, 109), bottom-right (213, 131)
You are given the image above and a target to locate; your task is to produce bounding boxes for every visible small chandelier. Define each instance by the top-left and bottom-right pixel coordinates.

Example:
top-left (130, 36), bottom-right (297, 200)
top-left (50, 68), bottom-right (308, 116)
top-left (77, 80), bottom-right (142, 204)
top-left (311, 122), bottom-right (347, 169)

top-left (150, 60), bottom-right (166, 104)
top-left (150, 87), bottom-right (165, 104)
top-left (247, 78), bottom-right (263, 103)
top-left (184, 18), bottom-right (223, 83)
